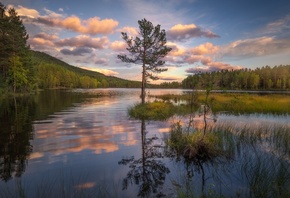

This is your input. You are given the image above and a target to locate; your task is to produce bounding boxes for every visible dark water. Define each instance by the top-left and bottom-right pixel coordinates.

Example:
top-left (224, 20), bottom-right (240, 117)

top-left (0, 89), bottom-right (289, 197)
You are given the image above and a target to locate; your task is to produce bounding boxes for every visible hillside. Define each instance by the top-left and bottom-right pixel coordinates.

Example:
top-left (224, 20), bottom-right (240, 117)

top-left (30, 50), bottom-right (142, 88)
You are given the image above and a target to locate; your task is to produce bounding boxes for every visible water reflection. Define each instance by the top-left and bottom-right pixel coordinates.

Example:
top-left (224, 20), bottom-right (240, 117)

top-left (0, 97), bottom-right (34, 181)
top-left (119, 120), bottom-right (170, 197)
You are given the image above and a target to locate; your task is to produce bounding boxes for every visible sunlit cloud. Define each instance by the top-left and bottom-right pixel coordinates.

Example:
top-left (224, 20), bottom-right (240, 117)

top-left (80, 66), bottom-right (119, 76)
top-left (12, 4), bottom-right (118, 35)
top-left (158, 75), bottom-right (183, 81)
top-left (222, 36), bottom-right (290, 58)
top-left (117, 26), bottom-right (138, 36)
top-left (167, 23), bottom-right (220, 42)
top-left (36, 16), bottom-right (118, 35)
top-left (186, 61), bottom-right (242, 74)
top-left (109, 40), bottom-right (127, 51)
top-left (189, 42), bottom-right (219, 55)
top-left (167, 42), bottom-right (186, 57)
top-left (9, 4), bottom-right (39, 18)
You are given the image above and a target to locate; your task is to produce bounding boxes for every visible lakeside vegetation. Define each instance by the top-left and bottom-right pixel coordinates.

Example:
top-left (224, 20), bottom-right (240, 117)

top-left (151, 92), bottom-right (290, 114)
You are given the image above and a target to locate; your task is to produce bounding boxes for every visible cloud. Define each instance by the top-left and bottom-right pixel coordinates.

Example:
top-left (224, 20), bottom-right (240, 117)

top-left (189, 42), bottom-right (219, 55)
top-left (12, 5), bottom-right (118, 35)
top-left (9, 4), bottom-right (39, 18)
top-left (263, 15), bottom-right (290, 35)
top-left (60, 47), bottom-right (93, 56)
top-left (80, 67), bottom-right (118, 76)
top-left (186, 61), bottom-right (243, 74)
top-left (56, 35), bottom-right (109, 49)
top-left (167, 23), bottom-right (220, 42)
top-left (33, 32), bottom-right (59, 40)
top-left (222, 36), bottom-right (290, 58)
top-left (110, 40), bottom-right (127, 51)
top-left (95, 58), bottom-right (109, 65)
top-left (117, 26), bottom-right (138, 36)
top-left (167, 42), bottom-right (186, 56)
top-left (36, 16), bottom-right (118, 35)
top-left (158, 75), bottom-right (183, 81)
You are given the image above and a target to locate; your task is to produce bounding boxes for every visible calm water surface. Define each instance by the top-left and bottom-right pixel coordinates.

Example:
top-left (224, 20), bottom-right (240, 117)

top-left (0, 88), bottom-right (289, 197)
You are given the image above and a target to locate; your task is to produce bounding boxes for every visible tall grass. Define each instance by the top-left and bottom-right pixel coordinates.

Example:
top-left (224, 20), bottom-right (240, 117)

top-left (152, 93), bottom-right (290, 114)
top-left (166, 117), bottom-right (290, 197)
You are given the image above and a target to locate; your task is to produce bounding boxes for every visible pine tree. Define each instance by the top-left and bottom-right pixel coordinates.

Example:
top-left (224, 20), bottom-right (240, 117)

top-left (0, 3), bottom-right (35, 93)
top-left (118, 18), bottom-right (172, 103)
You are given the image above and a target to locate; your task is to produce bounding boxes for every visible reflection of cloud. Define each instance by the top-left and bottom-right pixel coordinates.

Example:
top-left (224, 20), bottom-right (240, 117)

top-left (32, 97), bottom-right (139, 160)
top-left (75, 182), bottom-right (96, 189)
top-left (167, 23), bottom-right (219, 42)
top-left (29, 152), bottom-right (44, 160)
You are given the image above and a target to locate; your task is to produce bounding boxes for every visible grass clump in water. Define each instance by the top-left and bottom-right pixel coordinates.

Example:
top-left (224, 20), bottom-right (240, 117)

top-left (166, 122), bottom-right (230, 162)
top-left (128, 101), bottom-right (175, 120)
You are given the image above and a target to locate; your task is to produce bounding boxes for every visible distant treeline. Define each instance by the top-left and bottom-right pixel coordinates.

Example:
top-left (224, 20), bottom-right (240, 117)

top-left (182, 65), bottom-right (290, 90)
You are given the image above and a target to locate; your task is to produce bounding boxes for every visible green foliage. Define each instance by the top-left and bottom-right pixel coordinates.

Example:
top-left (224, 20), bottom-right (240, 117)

top-left (182, 65), bottom-right (290, 90)
top-left (128, 101), bottom-right (175, 120)
top-left (31, 50), bottom-right (141, 89)
top-left (0, 3), bottom-right (35, 93)
top-left (118, 18), bottom-right (172, 103)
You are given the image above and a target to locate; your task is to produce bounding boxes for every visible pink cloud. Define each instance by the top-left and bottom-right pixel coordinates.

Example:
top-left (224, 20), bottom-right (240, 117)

top-left (110, 41), bottom-right (127, 51)
top-left (186, 61), bottom-right (242, 74)
top-left (117, 26), bottom-right (138, 36)
top-left (37, 16), bottom-right (118, 35)
top-left (189, 42), bottom-right (219, 55)
top-left (167, 23), bottom-right (219, 42)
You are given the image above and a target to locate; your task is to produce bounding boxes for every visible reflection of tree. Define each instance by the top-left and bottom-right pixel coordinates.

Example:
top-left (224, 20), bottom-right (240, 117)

top-left (119, 120), bottom-right (170, 197)
top-left (0, 97), bottom-right (34, 181)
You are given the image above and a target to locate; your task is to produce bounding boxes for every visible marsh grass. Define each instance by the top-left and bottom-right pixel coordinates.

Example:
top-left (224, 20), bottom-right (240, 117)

top-left (166, 122), bottom-right (234, 162)
top-left (166, 117), bottom-right (290, 197)
top-left (152, 93), bottom-right (290, 114)
top-left (128, 101), bottom-right (176, 120)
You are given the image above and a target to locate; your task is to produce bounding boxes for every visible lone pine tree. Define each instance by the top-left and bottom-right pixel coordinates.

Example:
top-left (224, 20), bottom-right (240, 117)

top-left (118, 18), bottom-right (172, 103)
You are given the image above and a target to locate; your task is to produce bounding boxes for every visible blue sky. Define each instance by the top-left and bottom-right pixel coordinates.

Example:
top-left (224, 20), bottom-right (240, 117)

top-left (3, 0), bottom-right (290, 83)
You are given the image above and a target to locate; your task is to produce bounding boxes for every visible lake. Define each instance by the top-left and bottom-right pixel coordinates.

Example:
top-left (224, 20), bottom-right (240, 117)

top-left (0, 88), bottom-right (289, 197)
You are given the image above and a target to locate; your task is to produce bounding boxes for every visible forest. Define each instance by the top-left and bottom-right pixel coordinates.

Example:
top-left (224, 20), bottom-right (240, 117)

top-left (182, 65), bottom-right (290, 90)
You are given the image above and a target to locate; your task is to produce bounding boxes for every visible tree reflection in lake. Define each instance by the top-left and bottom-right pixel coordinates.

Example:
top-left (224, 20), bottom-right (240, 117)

top-left (0, 96), bottom-right (34, 181)
top-left (118, 120), bottom-right (170, 197)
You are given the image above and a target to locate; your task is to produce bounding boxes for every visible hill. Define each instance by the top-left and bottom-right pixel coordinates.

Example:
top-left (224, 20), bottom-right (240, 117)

top-left (31, 50), bottom-right (142, 88)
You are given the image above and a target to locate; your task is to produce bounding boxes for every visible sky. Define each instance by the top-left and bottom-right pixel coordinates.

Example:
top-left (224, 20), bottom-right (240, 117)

top-left (3, 0), bottom-right (290, 83)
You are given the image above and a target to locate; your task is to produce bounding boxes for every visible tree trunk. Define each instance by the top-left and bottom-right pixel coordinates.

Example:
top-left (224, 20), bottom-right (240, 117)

top-left (141, 64), bottom-right (146, 104)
